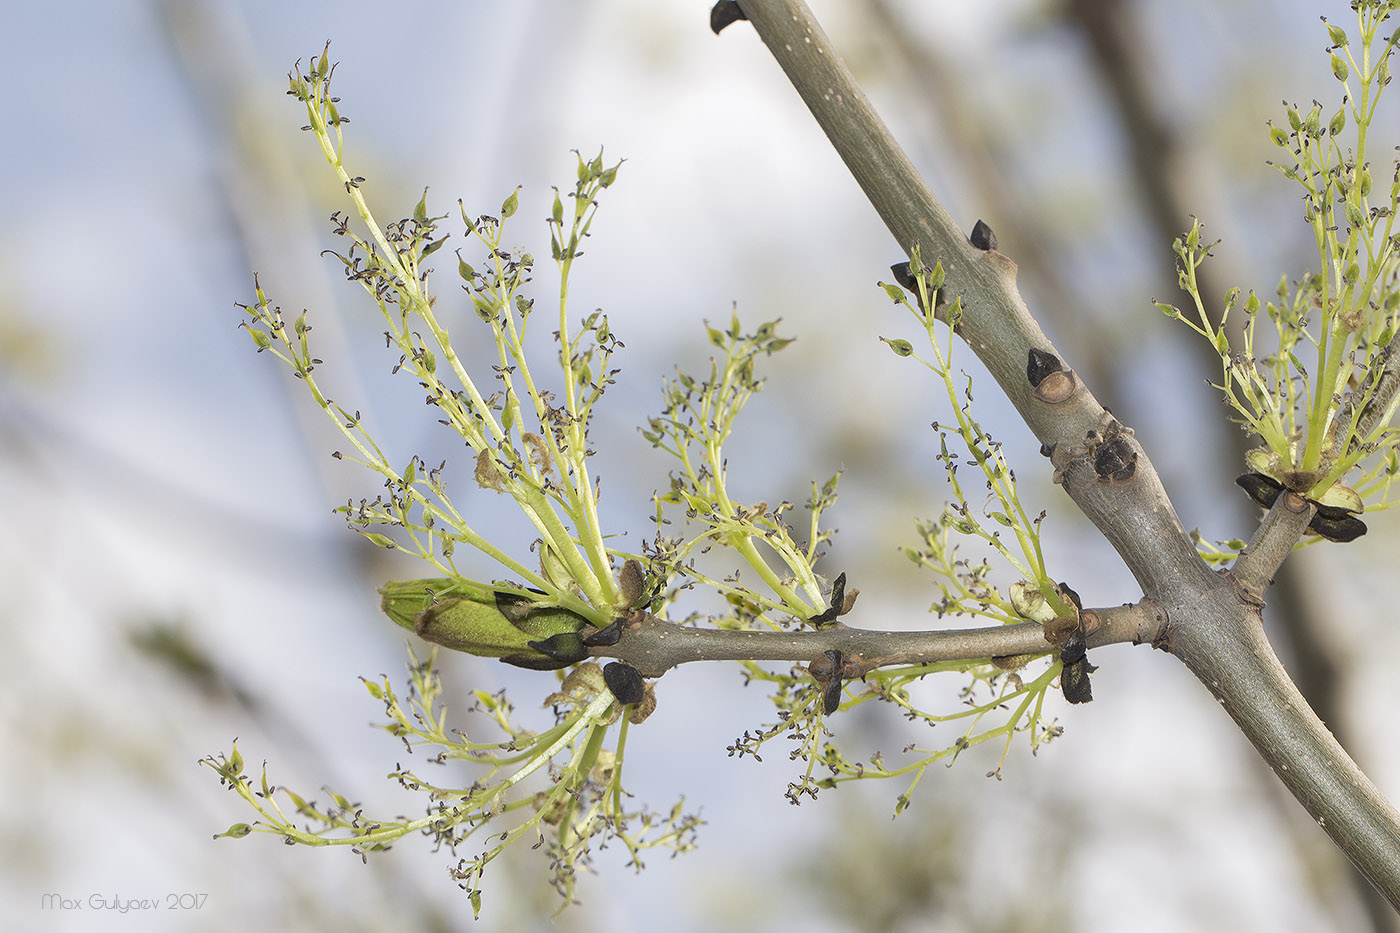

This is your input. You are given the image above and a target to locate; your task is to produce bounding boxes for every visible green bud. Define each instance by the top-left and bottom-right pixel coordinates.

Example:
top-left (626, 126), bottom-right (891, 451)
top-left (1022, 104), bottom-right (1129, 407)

top-left (1325, 22), bottom-right (1347, 48)
top-left (380, 579), bottom-right (592, 670)
top-left (1286, 104), bottom-right (1302, 132)
top-left (1269, 125), bottom-right (1289, 146)
top-left (883, 338), bottom-right (914, 357)
top-left (1328, 107), bottom-right (1346, 136)
top-left (1332, 54), bottom-right (1349, 82)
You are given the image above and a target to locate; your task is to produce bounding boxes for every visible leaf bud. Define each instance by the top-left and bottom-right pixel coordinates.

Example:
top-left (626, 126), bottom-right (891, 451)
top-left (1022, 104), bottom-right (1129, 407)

top-left (710, 0), bottom-right (748, 34)
top-left (969, 219), bottom-right (998, 251)
top-left (383, 580), bottom-right (592, 670)
top-left (1026, 347), bottom-right (1065, 388)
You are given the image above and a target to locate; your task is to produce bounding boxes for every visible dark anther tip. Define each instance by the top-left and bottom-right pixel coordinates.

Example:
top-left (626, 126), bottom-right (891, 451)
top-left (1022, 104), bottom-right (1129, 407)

top-left (603, 661), bottom-right (646, 705)
top-left (710, 0), bottom-right (748, 34)
top-left (1026, 348), bottom-right (1064, 388)
top-left (970, 219), bottom-right (998, 251)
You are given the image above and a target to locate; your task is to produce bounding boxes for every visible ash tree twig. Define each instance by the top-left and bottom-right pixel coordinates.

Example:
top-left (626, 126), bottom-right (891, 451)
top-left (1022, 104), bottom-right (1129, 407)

top-left (725, 0), bottom-right (1400, 907)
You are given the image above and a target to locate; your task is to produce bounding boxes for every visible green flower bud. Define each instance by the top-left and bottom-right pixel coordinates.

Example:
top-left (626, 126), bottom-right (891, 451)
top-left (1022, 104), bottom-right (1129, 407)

top-left (379, 579), bottom-right (592, 670)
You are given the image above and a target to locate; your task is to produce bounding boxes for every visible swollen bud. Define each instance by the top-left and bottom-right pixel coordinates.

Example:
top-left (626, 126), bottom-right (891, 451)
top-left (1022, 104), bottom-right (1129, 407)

top-left (380, 579), bottom-right (592, 670)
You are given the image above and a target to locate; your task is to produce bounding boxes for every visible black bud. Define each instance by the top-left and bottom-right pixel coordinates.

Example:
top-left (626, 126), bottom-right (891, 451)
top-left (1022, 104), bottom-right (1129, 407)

top-left (1093, 435), bottom-right (1138, 484)
top-left (808, 649), bottom-right (845, 715)
top-left (710, 0), bottom-right (748, 34)
top-left (808, 572), bottom-right (847, 625)
top-left (970, 219), bottom-right (998, 251)
top-left (890, 261), bottom-right (917, 293)
top-left (1235, 472), bottom-right (1284, 509)
top-left (1310, 500), bottom-right (1354, 522)
top-left (1026, 348), bottom-right (1064, 388)
top-left (525, 632), bottom-right (588, 666)
top-left (1059, 630), bottom-right (1097, 704)
top-left (1309, 512), bottom-right (1367, 542)
top-left (582, 618), bottom-right (624, 647)
top-left (603, 661), bottom-right (647, 705)
top-left (1060, 631), bottom-right (1086, 665)
top-left (1061, 658), bottom-right (1096, 704)
top-left (822, 680), bottom-right (843, 715)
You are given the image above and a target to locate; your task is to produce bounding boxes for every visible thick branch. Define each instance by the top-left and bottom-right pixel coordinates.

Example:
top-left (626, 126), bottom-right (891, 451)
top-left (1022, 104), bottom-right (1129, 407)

top-left (1168, 601), bottom-right (1400, 906)
top-left (593, 602), bottom-right (1160, 678)
top-left (725, 0), bottom-right (1400, 908)
top-left (732, 0), bottom-right (1207, 602)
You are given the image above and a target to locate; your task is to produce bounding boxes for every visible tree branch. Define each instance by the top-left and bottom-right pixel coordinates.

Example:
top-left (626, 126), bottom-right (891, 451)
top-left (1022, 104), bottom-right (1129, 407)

top-left (593, 602), bottom-right (1161, 679)
top-left (1232, 492), bottom-right (1315, 601)
top-left (725, 0), bottom-right (1400, 907)
top-left (730, 0), bottom-right (1205, 601)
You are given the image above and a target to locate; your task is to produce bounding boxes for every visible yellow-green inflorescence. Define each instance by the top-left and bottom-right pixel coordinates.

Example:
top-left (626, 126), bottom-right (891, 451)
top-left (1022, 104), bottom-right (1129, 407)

top-left (213, 40), bottom-right (1082, 915)
top-left (1161, 3), bottom-right (1400, 559)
